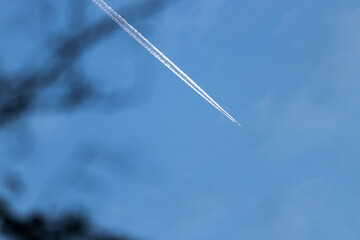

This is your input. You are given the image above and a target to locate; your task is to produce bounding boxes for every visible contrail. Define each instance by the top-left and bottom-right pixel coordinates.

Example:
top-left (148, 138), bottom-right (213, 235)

top-left (91, 0), bottom-right (240, 126)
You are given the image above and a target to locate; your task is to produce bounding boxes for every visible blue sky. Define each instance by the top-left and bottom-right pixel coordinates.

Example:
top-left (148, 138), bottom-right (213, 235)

top-left (1, 0), bottom-right (360, 239)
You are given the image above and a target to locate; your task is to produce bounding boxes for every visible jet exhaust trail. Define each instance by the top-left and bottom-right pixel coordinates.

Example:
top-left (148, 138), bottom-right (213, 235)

top-left (91, 0), bottom-right (240, 126)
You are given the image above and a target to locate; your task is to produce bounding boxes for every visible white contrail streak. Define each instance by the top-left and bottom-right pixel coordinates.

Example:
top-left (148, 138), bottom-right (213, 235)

top-left (91, 0), bottom-right (240, 126)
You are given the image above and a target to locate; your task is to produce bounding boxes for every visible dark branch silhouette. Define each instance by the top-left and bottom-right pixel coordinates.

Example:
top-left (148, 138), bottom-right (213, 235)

top-left (0, 0), bottom-right (178, 239)
top-left (0, 197), bottom-right (135, 240)
top-left (0, 0), bottom-right (177, 127)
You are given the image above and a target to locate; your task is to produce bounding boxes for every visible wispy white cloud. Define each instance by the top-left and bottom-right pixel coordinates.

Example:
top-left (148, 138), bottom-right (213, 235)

top-left (254, 5), bottom-right (360, 160)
